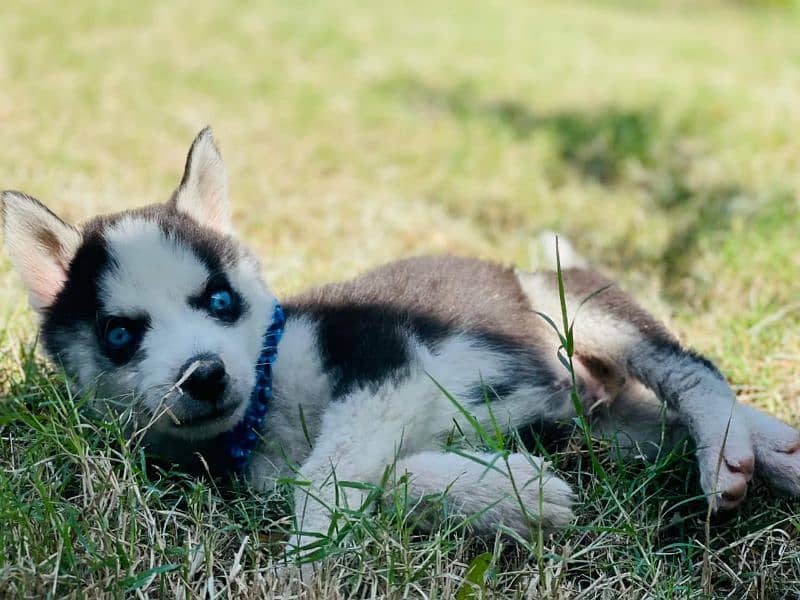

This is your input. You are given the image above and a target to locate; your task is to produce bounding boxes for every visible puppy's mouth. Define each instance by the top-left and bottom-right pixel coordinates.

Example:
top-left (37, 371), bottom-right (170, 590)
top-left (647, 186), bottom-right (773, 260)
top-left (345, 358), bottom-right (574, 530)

top-left (174, 404), bottom-right (238, 428)
top-left (159, 390), bottom-right (243, 431)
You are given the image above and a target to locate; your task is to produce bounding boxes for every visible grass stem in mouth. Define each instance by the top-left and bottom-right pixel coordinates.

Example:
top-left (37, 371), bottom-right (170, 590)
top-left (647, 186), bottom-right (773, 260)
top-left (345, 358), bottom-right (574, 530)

top-left (155, 360), bottom-right (202, 427)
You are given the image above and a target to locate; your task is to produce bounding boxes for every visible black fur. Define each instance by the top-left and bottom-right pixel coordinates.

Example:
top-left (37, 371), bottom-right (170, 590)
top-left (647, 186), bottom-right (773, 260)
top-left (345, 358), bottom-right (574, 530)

top-left (159, 214), bottom-right (239, 276)
top-left (628, 338), bottom-right (725, 382)
top-left (685, 348), bottom-right (725, 380)
top-left (41, 228), bottom-right (114, 365)
top-left (464, 341), bottom-right (561, 408)
top-left (287, 304), bottom-right (417, 399)
top-left (98, 314), bottom-right (151, 365)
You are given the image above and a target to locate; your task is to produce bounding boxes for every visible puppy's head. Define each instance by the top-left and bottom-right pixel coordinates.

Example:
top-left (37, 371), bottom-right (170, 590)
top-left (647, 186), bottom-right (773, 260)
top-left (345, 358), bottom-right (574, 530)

top-left (1, 129), bottom-right (276, 453)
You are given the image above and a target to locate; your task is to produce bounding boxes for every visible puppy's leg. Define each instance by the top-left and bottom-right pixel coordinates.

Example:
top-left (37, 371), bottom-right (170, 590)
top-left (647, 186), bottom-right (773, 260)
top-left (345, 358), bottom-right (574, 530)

top-left (737, 403), bottom-right (800, 495)
top-left (287, 372), bottom-right (577, 565)
top-left (628, 341), bottom-right (759, 510)
top-left (590, 380), bottom-right (800, 497)
top-left (288, 404), bottom-right (399, 561)
top-left (519, 269), bottom-right (755, 510)
top-left (392, 451), bottom-right (574, 534)
top-left (286, 373), bottom-right (453, 563)
top-left (590, 381), bottom-right (688, 461)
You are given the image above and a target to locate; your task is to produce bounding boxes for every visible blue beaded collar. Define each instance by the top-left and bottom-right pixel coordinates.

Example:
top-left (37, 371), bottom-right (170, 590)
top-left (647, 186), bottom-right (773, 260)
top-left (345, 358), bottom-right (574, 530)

top-left (222, 301), bottom-right (285, 473)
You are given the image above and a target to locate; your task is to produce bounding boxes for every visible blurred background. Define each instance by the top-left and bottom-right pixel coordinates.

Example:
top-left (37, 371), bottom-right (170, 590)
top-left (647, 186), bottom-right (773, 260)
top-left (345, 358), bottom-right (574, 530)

top-left (1, 1), bottom-right (798, 415)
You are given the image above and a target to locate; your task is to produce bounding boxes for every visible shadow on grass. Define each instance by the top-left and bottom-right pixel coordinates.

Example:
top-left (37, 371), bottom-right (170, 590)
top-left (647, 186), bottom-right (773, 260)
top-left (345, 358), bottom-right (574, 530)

top-left (487, 99), bottom-right (654, 185)
top-left (378, 77), bottom-right (657, 184)
top-left (610, 174), bottom-right (749, 303)
top-left (379, 76), bottom-right (761, 300)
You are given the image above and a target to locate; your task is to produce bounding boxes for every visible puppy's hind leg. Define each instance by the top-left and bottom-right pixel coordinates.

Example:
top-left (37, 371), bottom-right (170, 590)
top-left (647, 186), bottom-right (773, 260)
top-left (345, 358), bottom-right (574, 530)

top-left (590, 381), bottom-right (688, 462)
top-left (519, 268), bottom-right (755, 511)
top-left (391, 451), bottom-right (574, 536)
top-left (591, 384), bottom-right (800, 497)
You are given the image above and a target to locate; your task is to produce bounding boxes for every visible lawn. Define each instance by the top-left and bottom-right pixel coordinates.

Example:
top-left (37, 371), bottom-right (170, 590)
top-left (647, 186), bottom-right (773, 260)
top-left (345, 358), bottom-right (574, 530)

top-left (1, 0), bottom-right (799, 597)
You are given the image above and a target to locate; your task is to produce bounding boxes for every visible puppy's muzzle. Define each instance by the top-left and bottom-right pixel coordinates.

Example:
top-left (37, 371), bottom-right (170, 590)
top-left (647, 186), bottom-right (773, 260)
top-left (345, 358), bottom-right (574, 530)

top-left (179, 354), bottom-right (228, 406)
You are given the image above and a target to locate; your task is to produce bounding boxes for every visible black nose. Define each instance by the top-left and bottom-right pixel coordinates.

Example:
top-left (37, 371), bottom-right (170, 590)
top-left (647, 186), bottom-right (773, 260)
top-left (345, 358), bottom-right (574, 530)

top-left (179, 354), bottom-right (228, 405)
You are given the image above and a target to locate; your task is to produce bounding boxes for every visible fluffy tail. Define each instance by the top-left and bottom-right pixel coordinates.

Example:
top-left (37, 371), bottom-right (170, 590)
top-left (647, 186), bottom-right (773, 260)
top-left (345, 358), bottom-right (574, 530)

top-left (537, 231), bottom-right (587, 270)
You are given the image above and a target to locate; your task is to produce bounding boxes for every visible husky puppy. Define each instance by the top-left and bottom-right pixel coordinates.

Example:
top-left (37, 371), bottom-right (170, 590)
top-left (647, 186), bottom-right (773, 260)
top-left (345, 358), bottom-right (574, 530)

top-left (3, 129), bottom-right (800, 563)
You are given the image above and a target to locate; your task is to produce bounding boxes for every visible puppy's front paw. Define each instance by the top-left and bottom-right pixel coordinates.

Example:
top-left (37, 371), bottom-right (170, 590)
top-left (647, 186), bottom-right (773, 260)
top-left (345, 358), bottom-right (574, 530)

top-left (498, 454), bottom-right (575, 534)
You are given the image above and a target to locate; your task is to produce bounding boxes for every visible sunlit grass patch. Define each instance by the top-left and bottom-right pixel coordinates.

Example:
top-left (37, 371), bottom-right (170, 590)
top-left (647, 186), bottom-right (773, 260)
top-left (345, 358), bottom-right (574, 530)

top-left (1, 0), bottom-right (799, 596)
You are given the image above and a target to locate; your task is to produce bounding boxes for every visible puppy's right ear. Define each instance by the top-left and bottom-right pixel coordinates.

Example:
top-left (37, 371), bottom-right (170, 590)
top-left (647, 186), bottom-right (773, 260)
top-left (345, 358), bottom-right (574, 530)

top-left (1, 192), bottom-right (82, 311)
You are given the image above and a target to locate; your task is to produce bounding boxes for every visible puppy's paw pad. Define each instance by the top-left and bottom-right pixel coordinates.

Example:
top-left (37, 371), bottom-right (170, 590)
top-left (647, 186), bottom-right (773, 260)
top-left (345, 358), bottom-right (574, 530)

top-left (754, 444), bottom-right (800, 496)
top-left (697, 446), bottom-right (754, 511)
top-left (725, 455), bottom-right (754, 476)
top-left (742, 406), bottom-right (800, 495)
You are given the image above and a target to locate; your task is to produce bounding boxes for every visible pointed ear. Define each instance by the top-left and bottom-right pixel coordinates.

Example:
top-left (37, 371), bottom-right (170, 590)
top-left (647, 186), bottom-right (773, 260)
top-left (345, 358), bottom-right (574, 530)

top-left (171, 127), bottom-right (231, 233)
top-left (1, 191), bottom-right (82, 311)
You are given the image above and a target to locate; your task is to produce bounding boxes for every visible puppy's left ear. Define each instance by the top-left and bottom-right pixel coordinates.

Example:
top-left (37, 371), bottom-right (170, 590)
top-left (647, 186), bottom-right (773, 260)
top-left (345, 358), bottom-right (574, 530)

top-left (171, 127), bottom-right (231, 234)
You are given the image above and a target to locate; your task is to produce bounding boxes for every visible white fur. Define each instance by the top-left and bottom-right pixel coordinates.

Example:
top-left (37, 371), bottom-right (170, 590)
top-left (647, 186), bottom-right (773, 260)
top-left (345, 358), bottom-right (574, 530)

top-left (394, 451), bottom-right (574, 533)
top-left (248, 317), bottom-right (332, 487)
top-left (518, 270), bottom-right (642, 365)
top-left (538, 231), bottom-right (587, 270)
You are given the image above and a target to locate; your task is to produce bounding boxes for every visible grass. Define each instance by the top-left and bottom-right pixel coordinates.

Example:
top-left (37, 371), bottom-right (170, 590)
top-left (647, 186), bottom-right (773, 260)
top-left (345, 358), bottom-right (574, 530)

top-left (1, 0), bottom-right (800, 597)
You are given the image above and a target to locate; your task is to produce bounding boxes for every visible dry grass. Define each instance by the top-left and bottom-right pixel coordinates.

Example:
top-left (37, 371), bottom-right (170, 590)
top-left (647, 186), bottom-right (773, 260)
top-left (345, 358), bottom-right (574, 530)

top-left (1, 0), bottom-right (799, 597)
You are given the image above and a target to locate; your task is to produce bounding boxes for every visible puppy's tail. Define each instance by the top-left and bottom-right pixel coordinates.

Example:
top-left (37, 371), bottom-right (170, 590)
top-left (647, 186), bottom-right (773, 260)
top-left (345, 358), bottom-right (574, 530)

top-left (537, 230), bottom-right (587, 270)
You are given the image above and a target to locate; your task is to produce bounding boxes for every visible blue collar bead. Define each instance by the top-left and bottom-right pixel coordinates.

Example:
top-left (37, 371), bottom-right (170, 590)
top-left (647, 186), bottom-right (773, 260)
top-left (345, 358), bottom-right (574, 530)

top-left (222, 301), bottom-right (285, 473)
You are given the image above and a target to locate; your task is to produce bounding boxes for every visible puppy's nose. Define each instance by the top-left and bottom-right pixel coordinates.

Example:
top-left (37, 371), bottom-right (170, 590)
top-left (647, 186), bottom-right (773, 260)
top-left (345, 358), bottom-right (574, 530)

top-left (179, 354), bottom-right (228, 404)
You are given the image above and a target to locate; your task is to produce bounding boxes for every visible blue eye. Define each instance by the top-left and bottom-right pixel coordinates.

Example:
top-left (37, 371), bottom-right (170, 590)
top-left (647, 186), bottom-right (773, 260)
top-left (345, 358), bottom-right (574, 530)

top-left (99, 316), bottom-right (146, 364)
top-left (106, 326), bottom-right (132, 348)
top-left (209, 289), bottom-right (233, 313)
